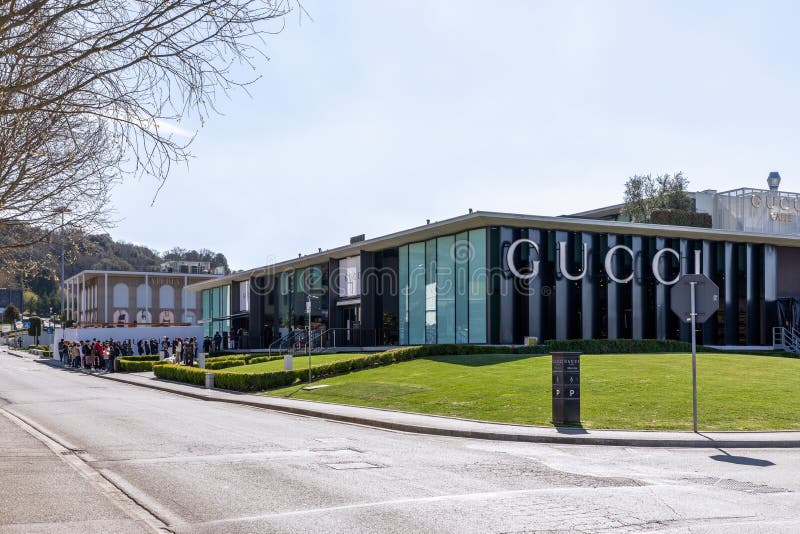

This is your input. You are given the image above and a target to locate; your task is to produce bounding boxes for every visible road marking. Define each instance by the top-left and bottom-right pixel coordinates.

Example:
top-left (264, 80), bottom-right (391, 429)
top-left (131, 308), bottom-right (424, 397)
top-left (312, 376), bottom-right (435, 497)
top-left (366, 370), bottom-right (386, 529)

top-left (0, 406), bottom-right (174, 534)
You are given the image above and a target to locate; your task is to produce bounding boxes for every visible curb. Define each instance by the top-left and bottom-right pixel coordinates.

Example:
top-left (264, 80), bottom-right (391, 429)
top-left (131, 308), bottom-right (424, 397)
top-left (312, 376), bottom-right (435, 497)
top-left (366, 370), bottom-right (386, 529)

top-left (31, 358), bottom-right (800, 449)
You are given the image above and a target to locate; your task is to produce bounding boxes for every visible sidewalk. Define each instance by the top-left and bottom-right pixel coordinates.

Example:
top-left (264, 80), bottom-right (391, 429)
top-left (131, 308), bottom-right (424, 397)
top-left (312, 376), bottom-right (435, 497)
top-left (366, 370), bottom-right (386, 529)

top-left (24, 352), bottom-right (800, 449)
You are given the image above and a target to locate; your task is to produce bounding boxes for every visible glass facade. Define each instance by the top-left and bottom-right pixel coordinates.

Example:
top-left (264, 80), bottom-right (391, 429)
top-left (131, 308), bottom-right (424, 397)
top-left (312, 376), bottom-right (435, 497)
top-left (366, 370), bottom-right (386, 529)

top-left (398, 228), bottom-right (487, 345)
top-left (198, 221), bottom-right (784, 350)
top-left (273, 264), bottom-right (329, 339)
top-left (201, 285), bottom-right (229, 338)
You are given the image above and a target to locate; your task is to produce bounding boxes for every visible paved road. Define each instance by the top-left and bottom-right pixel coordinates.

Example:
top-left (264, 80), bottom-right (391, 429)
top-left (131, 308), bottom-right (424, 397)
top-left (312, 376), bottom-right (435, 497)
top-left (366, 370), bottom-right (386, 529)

top-left (1, 349), bottom-right (799, 533)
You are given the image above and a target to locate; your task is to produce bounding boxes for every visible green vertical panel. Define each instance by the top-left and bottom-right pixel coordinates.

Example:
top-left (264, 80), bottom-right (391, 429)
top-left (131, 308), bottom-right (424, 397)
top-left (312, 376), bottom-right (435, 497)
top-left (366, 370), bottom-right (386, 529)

top-left (222, 285), bottom-right (230, 334)
top-left (455, 232), bottom-right (469, 343)
top-left (399, 245), bottom-right (409, 345)
top-left (425, 239), bottom-right (437, 344)
top-left (202, 289), bottom-right (211, 338)
top-left (468, 228), bottom-right (487, 343)
top-left (437, 235), bottom-right (455, 344)
top-left (408, 242), bottom-right (425, 344)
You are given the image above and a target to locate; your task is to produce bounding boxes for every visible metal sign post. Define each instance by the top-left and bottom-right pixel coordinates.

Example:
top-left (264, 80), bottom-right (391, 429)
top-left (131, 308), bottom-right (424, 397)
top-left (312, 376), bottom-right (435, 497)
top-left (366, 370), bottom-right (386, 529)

top-left (670, 273), bottom-right (719, 434)
top-left (689, 281), bottom-right (698, 433)
top-left (306, 299), bottom-right (312, 383)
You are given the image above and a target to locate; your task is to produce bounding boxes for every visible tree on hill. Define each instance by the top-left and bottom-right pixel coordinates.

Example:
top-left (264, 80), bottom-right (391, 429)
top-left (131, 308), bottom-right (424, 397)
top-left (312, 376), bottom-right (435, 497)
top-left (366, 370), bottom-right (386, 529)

top-left (3, 304), bottom-right (20, 325)
top-left (0, 1), bottom-right (297, 251)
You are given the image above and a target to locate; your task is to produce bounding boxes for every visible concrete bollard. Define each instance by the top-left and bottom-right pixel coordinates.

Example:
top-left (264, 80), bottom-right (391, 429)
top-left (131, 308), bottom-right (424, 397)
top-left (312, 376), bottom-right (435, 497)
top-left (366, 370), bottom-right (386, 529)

top-left (204, 372), bottom-right (214, 389)
top-left (283, 354), bottom-right (293, 371)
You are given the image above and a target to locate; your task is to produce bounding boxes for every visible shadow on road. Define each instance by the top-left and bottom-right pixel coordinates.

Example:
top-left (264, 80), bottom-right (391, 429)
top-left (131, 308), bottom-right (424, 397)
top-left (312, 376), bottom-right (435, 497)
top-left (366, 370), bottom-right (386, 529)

top-left (710, 448), bottom-right (775, 467)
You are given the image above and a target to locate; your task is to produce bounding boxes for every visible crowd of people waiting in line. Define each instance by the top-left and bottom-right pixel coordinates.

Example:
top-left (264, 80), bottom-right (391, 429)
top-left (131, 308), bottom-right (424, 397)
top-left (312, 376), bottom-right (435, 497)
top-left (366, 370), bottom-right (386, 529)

top-left (58, 336), bottom-right (203, 371)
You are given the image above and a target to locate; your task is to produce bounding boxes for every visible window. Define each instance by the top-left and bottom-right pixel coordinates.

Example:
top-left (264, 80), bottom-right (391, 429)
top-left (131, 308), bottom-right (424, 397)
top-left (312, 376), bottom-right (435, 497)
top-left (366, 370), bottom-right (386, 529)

top-left (425, 239), bottom-right (437, 344)
top-left (159, 285), bottom-right (174, 309)
top-left (437, 236), bottom-right (455, 344)
top-left (112, 283), bottom-right (128, 308)
top-left (455, 232), bottom-right (469, 343)
top-left (468, 229), bottom-right (487, 343)
top-left (184, 288), bottom-right (197, 309)
top-left (408, 242), bottom-right (425, 344)
top-left (398, 245), bottom-right (409, 345)
top-left (136, 284), bottom-right (149, 308)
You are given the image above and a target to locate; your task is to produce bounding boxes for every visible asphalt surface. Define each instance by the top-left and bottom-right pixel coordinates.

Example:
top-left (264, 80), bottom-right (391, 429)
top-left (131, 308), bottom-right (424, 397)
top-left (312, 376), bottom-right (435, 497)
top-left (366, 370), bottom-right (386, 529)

top-left (1, 348), bottom-right (799, 533)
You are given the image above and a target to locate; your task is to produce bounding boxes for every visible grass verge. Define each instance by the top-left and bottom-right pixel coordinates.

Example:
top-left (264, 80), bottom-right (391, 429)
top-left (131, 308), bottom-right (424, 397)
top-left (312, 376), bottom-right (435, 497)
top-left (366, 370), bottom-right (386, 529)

top-left (264, 352), bottom-right (800, 431)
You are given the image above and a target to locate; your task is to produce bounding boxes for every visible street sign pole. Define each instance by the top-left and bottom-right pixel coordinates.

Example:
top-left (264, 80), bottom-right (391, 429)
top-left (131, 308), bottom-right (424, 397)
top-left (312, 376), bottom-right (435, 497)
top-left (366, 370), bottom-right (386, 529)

top-left (690, 281), bottom-right (698, 433)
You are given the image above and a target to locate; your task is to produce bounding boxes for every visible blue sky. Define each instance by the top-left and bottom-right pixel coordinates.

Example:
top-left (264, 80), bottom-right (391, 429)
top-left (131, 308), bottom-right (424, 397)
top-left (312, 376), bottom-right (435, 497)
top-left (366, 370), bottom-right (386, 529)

top-left (111, 1), bottom-right (800, 270)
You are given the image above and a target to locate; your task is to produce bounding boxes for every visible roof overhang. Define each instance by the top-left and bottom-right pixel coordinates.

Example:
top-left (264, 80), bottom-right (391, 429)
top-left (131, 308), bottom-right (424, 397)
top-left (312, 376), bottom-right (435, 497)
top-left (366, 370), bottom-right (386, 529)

top-left (186, 210), bottom-right (800, 292)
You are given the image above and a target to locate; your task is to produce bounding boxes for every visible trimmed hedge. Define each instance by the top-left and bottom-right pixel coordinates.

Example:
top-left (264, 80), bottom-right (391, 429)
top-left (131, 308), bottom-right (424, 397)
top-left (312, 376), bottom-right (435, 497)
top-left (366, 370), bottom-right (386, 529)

top-left (119, 358), bottom-right (172, 372)
top-left (153, 364), bottom-right (208, 385)
top-left (650, 209), bottom-right (713, 228)
top-left (526, 338), bottom-right (694, 355)
top-left (205, 359), bottom-right (246, 370)
top-left (117, 355), bottom-right (160, 362)
top-left (205, 354), bottom-right (250, 363)
top-left (213, 369), bottom-right (300, 391)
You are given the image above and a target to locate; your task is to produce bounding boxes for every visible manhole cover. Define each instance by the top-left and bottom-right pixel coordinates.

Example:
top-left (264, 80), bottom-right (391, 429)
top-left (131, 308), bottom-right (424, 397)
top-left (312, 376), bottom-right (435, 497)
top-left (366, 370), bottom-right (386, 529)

top-left (326, 462), bottom-right (381, 470)
top-left (687, 477), bottom-right (790, 494)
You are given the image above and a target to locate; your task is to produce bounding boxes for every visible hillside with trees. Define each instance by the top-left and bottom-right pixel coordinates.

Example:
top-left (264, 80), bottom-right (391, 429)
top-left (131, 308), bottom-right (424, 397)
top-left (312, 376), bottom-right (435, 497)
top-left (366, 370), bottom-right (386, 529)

top-left (0, 226), bottom-right (229, 317)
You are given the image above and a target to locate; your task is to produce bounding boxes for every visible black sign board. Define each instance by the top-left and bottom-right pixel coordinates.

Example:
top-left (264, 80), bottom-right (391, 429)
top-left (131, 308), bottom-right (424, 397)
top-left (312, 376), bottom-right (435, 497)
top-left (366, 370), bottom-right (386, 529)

top-left (552, 352), bottom-right (580, 425)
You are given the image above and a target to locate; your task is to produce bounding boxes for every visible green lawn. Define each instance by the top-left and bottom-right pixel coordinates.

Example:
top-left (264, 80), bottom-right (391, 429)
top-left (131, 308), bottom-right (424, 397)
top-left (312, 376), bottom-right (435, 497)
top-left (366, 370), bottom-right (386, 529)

top-left (226, 353), bottom-right (367, 374)
top-left (263, 352), bottom-right (800, 431)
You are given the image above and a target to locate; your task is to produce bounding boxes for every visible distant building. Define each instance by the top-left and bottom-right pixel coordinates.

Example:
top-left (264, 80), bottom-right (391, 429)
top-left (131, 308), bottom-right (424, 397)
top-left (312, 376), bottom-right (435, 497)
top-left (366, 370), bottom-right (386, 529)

top-left (63, 270), bottom-right (220, 326)
top-left (0, 288), bottom-right (23, 315)
top-left (159, 260), bottom-right (225, 275)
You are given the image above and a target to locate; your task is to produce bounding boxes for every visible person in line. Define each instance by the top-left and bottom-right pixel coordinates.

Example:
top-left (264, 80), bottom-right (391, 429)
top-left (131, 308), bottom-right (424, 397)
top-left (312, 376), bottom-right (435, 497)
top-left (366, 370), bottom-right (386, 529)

top-left (174, 337), bottom-right (182, 364)
top-left (185, 337), bottom-right (195, 366)
top-left (102, 342), bottom-right (111, 372)
top-left (213, 331), bottom-right (222, 353)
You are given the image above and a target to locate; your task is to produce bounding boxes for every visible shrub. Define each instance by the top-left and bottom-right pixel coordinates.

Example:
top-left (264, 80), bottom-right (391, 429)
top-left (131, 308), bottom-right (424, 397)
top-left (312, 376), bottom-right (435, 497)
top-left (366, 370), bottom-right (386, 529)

top-left (650, 209), bottom-right (713, 228)
top-left (153, 364), bottom-right (207, 385)
top-left (119, 359), bottom-right (156, 372)
top-left (205, 359), bottom-right (246, 370)
top-left (213, 369), bottom-right (300, 392)
top-left (205, 354), bottom-right (250, 363)
top-left (117, 355), bottom-right (160, 362)
top-left (542, 338), bottom-right (693, 355)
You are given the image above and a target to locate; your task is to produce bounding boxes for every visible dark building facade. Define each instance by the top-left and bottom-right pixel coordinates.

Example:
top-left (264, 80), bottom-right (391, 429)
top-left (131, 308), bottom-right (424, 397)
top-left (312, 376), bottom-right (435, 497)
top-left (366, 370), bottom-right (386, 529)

top-left (191, 208), bottom-right (800, 349)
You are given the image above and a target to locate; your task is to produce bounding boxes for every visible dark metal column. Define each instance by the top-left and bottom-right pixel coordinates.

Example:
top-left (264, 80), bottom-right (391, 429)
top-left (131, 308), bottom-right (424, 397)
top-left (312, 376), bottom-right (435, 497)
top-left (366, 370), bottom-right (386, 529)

top-left (745, 244), bottom-right (759, 345)
top-left (498, 227), bottom-right (516, 344)
top-left (724, 242), bottom-right (738, 345)
top-left (606, 234), bottom-right (621, 340)
top-left (555, 230), bottom-right (570, 339)
top-left (701, 240), bottom-right (718, 344)
top-left (581, 232), bottom-right (598, 340)
top-left (764, 245), bottom-right (778, 344)
top-left (655, 237), bottom-right (668, 340)
top-left (631, 236), bottom-right (644, 339)
top-left (527, 228), bottom-right (543, 341)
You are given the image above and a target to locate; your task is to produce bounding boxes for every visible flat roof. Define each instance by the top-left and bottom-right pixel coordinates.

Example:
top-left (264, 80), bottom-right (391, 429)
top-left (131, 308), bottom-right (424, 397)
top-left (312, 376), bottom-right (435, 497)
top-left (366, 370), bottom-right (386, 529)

top-left (65, 270), bottom-right (220, 284)
top-left (186, 210), bottom-right (800, 291)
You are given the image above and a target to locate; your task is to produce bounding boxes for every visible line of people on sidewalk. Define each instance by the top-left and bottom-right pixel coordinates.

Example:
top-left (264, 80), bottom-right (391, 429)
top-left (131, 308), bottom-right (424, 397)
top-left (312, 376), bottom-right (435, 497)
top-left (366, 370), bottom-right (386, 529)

top-left (58, 336), bottom-right (200, 371)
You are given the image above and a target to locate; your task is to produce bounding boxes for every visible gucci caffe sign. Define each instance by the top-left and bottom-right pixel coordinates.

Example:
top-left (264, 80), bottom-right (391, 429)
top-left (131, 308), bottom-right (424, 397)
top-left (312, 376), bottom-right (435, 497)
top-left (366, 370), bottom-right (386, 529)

top-left (749, 192), bottom-right (798, 222)
top-left (507, 239), bottom-right (701, 286)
